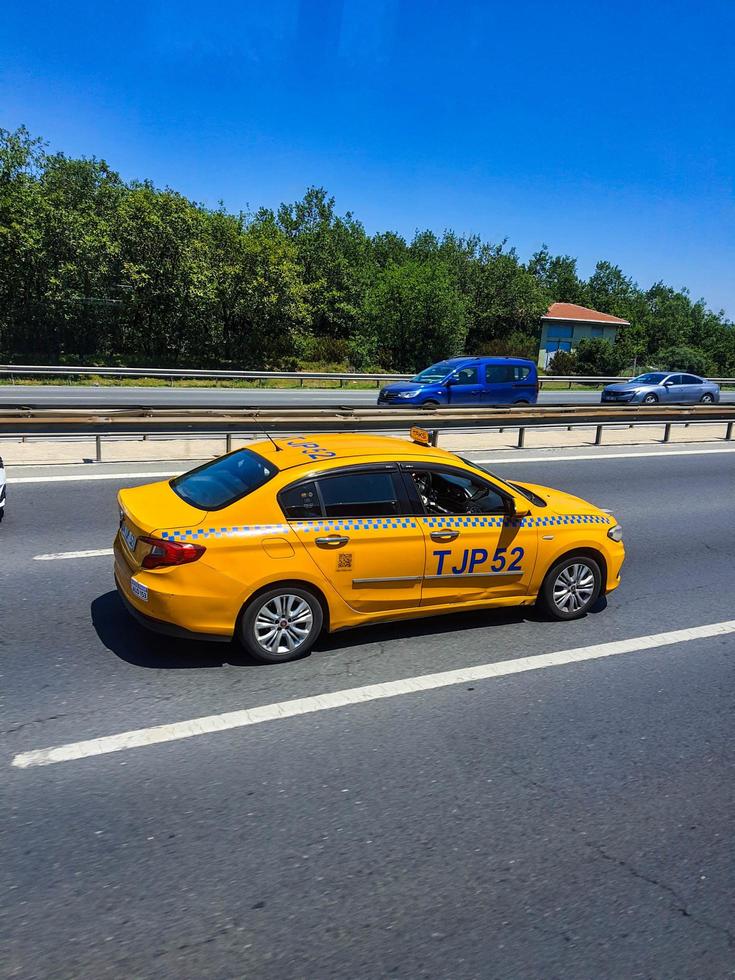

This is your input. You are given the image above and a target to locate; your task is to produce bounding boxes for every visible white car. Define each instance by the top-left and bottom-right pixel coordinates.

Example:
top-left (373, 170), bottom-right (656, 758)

top-left (0, 456), bottom-right (5, 523)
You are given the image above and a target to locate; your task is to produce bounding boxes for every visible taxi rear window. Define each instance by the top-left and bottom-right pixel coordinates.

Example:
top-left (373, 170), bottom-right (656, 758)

top-left (171, 449), bottom-right (277, 510)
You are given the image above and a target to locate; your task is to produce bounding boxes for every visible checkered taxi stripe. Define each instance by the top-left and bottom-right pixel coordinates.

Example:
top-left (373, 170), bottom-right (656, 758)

top-left (422, 514), bottom-right (611, 529)
top-left (161, 513), bottom-right (610, 541)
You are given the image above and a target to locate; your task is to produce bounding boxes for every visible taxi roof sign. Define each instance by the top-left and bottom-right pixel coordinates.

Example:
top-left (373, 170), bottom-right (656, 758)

top-left (410, 425), bottom-right (432, 446)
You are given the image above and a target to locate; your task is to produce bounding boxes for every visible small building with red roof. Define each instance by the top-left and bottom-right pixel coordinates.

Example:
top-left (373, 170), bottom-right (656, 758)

top-left (538, 302), bottom-right (629, 368)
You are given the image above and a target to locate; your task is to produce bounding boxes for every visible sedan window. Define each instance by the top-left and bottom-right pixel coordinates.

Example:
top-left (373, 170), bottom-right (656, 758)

top-left (407, 468), bottom-right (506, 516)
top-left (317, 472), bottom-right (401, 519)
top-left (683, 374), bottom-right (703, 384)
top-left (171, 449), bottom-right (277, 510)
top-left (630, 373), bottom-right (667, 384)
top-left (280, 481), bottom-right (321, 520)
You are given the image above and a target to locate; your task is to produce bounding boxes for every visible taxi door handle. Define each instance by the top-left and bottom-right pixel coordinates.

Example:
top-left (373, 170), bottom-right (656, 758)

top-left (430, 530), bottom-right (459, 542)
top-left (315, 535), bottom-right (350, 548)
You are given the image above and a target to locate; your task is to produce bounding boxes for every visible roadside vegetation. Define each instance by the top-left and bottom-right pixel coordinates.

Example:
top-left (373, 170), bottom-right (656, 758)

top-left (1, 126), bottom-right (733, 378)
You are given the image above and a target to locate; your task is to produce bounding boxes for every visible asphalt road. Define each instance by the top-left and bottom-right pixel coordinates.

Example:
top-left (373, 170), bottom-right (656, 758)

top-left (3, 383), bottom-right (735, 409)
top-left (3, 446), bottom-right (735, 978)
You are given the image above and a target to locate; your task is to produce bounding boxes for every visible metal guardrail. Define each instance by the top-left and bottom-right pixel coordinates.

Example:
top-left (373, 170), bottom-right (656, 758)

top-left (2, 363), bottom-right (733, 389)
top-left (2, 405), bottom-right (733, 461)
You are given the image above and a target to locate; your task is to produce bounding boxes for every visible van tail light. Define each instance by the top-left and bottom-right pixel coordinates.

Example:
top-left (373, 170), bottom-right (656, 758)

top-left (140, 536), bottom-right (206, 569)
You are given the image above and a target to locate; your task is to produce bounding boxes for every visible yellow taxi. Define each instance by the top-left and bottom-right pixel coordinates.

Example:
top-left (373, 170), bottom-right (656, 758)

top-left (114, 430), bottom-right (624, 663)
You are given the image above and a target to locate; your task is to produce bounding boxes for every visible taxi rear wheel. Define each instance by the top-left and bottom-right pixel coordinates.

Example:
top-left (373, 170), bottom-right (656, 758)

top-left (538, 556), bottom-right (601, 620)
top-left (240, 587), bottom-right (323, 663)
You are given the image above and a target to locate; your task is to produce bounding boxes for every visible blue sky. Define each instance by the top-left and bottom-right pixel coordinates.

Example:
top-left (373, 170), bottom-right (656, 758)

top-left (2, 0), bottom-right (734, 315)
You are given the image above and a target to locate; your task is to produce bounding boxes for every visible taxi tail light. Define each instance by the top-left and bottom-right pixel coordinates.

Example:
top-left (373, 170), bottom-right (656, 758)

top-left (140, 536), bottom-right (206, 569)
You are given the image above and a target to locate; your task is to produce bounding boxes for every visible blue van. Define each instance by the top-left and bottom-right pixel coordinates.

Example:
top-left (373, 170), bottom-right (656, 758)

top-left (377, 356), bottom-right (539, 407)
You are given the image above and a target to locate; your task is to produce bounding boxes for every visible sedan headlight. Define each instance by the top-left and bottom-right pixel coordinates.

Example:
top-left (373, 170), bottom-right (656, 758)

top-left (396, 391), bottom-right (416, 398)
top-left (607, 524), bottom-right (623, 542)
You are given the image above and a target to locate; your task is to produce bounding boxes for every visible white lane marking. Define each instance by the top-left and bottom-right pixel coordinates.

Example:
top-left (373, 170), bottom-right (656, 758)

top-left (33, 548), bottom-right (113, 561)
top-left (7, 445), bottom-right (735, 485)
top-left (12, 619), bottom-right (735, 769)
top-left (469, 447), bottom-right (735, 464)
top-left (9, 471), bottom-right (177, 484)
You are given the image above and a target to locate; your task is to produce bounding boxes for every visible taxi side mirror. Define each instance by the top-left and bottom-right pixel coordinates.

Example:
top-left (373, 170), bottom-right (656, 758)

top-left (512, 499), bottom-right (531, 518)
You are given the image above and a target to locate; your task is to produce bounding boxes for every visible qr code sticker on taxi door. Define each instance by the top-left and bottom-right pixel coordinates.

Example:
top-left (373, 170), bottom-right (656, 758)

top-left (337, 553), bottom-right (353, 570)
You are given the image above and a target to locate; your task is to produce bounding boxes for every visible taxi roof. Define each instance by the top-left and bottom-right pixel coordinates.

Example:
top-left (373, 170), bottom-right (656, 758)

top-left (249, 433), bottom-right (456, 471)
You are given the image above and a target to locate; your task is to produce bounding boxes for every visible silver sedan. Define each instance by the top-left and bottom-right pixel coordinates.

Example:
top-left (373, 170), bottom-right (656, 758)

top-left (601, 372), bottom-right (720, 405)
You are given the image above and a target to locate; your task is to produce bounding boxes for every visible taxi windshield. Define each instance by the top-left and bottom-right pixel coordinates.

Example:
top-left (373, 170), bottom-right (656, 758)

top-left (171, 449), bottom-right (278, 510)
top-left (412, 361), bottom-right (455, 383)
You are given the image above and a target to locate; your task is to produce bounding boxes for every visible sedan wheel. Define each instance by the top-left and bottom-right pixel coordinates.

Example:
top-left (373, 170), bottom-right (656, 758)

top-left (241, 587), bottom-right (323, 663)
top-left (700, 393), bottom-right (715, 404)
top-left (539, 556), bottom-right (601, 620)
top-left (642, 393), bottom-right (658, 404)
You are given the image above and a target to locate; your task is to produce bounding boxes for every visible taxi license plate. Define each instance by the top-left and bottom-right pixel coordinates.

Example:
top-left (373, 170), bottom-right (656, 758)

top-left (130, 578), bottom-right (148, 602)
top-left (121, 522), bottom-right (137, 553)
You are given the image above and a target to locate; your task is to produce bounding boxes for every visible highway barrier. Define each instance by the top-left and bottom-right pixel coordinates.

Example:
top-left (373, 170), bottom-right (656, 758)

top-left (2, 363), bottom-right (734, 390)
top-left (1, 405), bottom-right (733, 461)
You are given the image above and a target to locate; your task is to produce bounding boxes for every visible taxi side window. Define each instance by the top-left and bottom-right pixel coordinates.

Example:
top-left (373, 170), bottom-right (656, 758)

top-left (280, 481), bottom-right (321, 520)
top-left (317, 472), bottom-right (400, 518)
top-left (408, 468), bottom-right (506, 516)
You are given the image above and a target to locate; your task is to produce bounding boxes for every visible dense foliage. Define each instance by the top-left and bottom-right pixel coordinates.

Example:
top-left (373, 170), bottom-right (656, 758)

top-left (1, 127), bottom-right (733, 375)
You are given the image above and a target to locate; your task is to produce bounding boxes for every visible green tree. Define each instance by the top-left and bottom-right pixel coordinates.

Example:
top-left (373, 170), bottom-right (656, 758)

top-left (655, 346), bottom-right (714, 376)
top-left (528, 247), bottom-right (586, 304)
top-left (2, 125), bottom-right (734, 378)
top-left (575, 338), bottom-right (625, 375)
top-left (466, 243), bottom-right (548, 351)
top-left (357, 259), bottom-right (468, 371)
top-left (277, 187), bottom-right (371, 345)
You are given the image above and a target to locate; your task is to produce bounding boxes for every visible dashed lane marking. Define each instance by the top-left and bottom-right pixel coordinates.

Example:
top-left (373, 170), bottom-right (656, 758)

top-left (12, 619), bottom-right (735, 769)
top-left (33, 549), bottom-right (114, 561)
top-left (10, 471), bottom-right (176, 484)
top-left (471, 447), bottom-right (735, 464)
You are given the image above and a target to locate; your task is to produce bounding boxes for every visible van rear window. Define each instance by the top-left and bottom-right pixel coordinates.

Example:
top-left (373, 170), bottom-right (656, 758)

top-left (171, 450), bottom-right (277, 510)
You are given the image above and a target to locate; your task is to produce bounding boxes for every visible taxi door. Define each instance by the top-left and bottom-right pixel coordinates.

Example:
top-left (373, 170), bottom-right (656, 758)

top-left (399, 463), bottom-right (539, 607)
top-left (282, 464), bottom-right (426, 614)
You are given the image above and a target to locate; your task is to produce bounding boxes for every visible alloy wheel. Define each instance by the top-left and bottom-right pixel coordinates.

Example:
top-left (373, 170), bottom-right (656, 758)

top-left (552, 563), bottom-right (596, 614)
top-left (254, 594), bottom-right (314, 655)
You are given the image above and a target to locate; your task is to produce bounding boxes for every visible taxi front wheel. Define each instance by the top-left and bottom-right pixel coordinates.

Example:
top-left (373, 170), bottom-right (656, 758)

top-left (538, 556), bottom-right (601, 620)
top-left (240, 587), bottom-right (323, 663)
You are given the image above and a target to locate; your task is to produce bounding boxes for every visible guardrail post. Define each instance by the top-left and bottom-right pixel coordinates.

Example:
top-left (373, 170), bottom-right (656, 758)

top-left (226, 433), bottom-right (233, 452)
top-left (95, 435), bottom-right (102, 462)
top-left (663, 423), bottom-right (671, 443)
top-left (517, 427), bottom-right (525, 448)
top-left (595, 424), bottom-right (603, 445)
top-left (430, 429), bottom-right (439, 447)
top-left (726, 421), bottom-right (733, 441)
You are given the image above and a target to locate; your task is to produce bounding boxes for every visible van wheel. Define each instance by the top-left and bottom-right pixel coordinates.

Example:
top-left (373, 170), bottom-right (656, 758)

top-left (240, 587), bottom-right (323, 663)
top-left (538, 556), bottom-right (601, 620)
